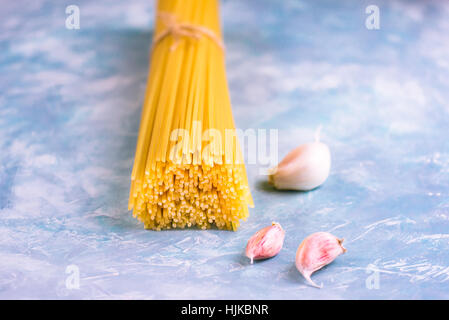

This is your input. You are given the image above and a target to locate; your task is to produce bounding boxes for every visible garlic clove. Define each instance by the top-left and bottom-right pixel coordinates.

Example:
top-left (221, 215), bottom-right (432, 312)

top-left (245, 222), bottom-right (285, 264)
top-left (268, 127), bottom-right (331, 191)
top-left (295, 232), bottom-right (346, 288)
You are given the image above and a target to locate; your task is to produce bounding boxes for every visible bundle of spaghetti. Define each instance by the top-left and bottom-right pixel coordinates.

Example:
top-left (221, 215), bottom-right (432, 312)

top-left (129, 0), bottom-right (253, 231)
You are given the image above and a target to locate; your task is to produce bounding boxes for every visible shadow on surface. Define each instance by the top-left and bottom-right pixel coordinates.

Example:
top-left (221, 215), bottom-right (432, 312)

top-left (255, 179), bottom-right (322, 194)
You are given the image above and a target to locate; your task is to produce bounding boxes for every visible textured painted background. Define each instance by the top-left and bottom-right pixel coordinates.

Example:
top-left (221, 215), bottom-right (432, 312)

top-left (1, 0), bottom-right (449, 299)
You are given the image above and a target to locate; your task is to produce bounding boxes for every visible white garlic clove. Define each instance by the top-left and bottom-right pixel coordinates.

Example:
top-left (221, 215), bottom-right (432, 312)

top-left (268, 127), bottom-right (331, 191)
top-left (245, 222), bottom-right (285, 264)
top-left (295, 232), bottom-right (346, 288)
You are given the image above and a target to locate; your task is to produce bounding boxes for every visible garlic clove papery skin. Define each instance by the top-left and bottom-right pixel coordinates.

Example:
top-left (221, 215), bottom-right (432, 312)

top-left (245, 222), bottom-right (285, 264)
top-left (268, 141), bottom-right (331, 191)
top-left (295, 232), bottom-right (346, 288)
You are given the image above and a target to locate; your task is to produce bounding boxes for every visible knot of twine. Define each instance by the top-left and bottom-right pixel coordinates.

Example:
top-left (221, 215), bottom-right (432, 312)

top-left (152, 12), bottom-right (225, 52)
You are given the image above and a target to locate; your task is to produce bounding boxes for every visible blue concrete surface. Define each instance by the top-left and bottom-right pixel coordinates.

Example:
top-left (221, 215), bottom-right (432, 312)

top-left (1, 0), bottom-right (448, 299)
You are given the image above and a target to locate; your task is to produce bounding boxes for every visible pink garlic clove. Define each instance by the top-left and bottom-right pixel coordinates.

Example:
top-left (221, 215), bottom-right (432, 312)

top-left (245, 222), bottom-right (285, 264)
top-left (295, 232), bottom-right (346, 288)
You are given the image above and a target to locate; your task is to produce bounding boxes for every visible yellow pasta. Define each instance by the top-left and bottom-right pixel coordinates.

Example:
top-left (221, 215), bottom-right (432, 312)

top-left (129, 0), bottom-right (253, 231)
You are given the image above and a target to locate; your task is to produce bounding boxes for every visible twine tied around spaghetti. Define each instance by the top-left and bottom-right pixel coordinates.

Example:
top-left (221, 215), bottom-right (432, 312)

top-left (152, 12), bottom-right (225, 52)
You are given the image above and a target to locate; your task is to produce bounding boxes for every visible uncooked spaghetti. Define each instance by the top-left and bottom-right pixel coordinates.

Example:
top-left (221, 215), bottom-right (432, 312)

top-left (129, 0), bottom-right (253, 231)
